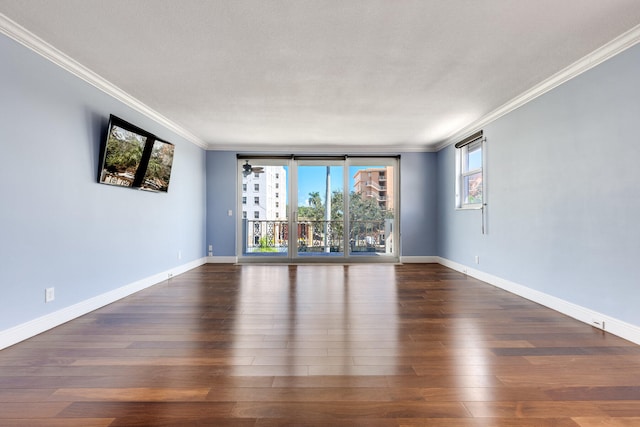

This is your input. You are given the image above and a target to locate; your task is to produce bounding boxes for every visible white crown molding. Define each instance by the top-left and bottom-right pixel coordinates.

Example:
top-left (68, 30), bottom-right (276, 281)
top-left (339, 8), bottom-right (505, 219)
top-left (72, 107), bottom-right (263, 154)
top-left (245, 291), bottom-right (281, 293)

top-left (436, 257), bottom-right (640, 346)
top-left (0, 257), bottom-right (207, 350)
top-left (0, 13), bottom-right (207, 149)
top-left (435, 23), bottom-right (640, 152)
top-left (206, 143), bottom-right (437, 153)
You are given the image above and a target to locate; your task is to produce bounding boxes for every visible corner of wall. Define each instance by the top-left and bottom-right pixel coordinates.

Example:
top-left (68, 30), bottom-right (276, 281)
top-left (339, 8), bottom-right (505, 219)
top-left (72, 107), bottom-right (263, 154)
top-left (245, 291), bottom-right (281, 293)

top-left (436, 257), bottom-right (640, 346)
top-left (0, 258), bottom-right (207, 350)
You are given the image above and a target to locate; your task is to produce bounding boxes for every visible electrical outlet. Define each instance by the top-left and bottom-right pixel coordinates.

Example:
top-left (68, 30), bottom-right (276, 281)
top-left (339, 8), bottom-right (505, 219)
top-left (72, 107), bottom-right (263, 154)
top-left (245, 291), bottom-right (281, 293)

top-left (591, 319), bottom-right (605, 330)
top-left (45, 287), bottom-right (55, 303)
top-left (208, 244), bottom-right (213, 256)
top-left (475, 255), bottom-right (480, 264)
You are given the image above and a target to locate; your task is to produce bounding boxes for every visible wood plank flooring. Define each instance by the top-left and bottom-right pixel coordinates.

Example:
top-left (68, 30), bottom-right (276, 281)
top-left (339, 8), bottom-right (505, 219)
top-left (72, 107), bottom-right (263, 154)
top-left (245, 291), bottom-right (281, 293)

top-left (1, 263), bottom-right (640, 426)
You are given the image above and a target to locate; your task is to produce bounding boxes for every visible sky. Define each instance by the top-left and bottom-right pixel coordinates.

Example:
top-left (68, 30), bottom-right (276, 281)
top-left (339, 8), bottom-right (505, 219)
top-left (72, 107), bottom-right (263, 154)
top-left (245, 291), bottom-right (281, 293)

top-left (297, 166), bottom-right (343, 206)
top-left (296, 165), bottom-right (384, 207)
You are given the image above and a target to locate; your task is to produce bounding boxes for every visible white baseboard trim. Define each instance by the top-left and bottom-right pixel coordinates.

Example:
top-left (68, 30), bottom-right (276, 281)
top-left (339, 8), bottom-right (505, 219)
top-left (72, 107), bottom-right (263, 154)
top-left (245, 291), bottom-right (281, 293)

top-left (207, 256), bottom-right (238, 264)
top-left (437, 257), bottom-right (640, 346)
top-left (400, 256), bottom-right (440, 263)
top-left (0, 257), bottom-right (207, 350)
top-left (4, 256), bottom-right (638, 349)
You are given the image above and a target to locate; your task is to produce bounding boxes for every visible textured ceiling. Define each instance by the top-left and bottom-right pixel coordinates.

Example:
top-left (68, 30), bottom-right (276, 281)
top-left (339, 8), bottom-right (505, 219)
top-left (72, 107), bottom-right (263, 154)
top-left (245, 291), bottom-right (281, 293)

top-left (2, 0), bottom-right (640, 151)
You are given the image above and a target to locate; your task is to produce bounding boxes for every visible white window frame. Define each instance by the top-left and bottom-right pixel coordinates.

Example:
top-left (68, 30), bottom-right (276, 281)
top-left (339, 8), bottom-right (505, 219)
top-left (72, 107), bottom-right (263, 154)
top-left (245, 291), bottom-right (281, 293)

top-left (455, 135), bottom-right (484, 209)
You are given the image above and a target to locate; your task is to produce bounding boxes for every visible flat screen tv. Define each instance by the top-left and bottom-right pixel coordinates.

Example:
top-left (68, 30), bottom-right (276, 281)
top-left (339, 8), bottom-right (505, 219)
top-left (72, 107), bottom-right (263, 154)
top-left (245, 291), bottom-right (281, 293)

top-left (97, 115), bottom-right (175, 192)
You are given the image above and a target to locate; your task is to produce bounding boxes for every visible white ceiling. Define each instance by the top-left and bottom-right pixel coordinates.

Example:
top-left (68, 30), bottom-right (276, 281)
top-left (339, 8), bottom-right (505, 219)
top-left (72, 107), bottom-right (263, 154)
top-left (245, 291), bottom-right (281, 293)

top-left (2, 1), bottom-right (640, 152)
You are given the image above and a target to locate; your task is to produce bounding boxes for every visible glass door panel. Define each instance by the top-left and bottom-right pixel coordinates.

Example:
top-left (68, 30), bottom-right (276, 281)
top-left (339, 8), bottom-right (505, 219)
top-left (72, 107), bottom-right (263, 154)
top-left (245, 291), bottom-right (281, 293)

top-left (238, 159), bottom-right (289, 258)
top-left (348, 162), bottom-right (396, 257)
top-left (295, 162), bottom-right (344, 258)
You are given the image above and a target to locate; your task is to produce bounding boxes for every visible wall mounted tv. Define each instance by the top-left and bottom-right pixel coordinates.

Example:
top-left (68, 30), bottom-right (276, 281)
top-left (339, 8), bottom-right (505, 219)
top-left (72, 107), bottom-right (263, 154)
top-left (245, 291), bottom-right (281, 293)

top-left (98, 115), bottom-right (175, 192)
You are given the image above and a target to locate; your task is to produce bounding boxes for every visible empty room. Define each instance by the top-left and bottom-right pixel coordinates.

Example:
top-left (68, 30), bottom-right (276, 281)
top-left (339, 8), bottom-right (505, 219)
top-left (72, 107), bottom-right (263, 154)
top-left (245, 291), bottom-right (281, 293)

top-left (1, 1), bottom-right (640, 425)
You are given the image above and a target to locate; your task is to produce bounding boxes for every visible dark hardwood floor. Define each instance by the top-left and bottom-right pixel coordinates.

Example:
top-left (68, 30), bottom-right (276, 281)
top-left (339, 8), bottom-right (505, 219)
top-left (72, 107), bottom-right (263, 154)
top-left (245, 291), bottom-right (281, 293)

top-left (1, 263), bottom-right (639, 426)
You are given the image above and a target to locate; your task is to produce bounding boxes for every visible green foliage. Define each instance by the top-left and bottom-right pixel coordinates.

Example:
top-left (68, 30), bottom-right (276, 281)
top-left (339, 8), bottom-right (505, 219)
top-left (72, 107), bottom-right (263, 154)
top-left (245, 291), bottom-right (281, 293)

top-left (298, 191), bottom-right (325, 221)
top-left (257, 236), bottom-right (276, 252)
top-left (142, 143), bottom-right (175, 191)
top-left (298, 190), bottom-right (393, 222)
top-left (349, 191), bottom-right (382, 221)
top-left (104, 132), bottom-right (144, 174)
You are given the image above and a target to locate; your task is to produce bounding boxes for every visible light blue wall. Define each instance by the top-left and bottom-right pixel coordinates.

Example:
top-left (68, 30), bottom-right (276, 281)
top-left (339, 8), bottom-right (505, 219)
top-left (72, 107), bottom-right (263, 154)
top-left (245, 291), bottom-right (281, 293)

top-left (400, 152), bottom-right (438, 256)
top-left (206, 151), bottom-right (237, 256)
top-left (0, 34), bottom-right (206, 331)
top-left (437, 43), bottom-right (640, 326)
top-left (205, 151), bottom-right (439, 257)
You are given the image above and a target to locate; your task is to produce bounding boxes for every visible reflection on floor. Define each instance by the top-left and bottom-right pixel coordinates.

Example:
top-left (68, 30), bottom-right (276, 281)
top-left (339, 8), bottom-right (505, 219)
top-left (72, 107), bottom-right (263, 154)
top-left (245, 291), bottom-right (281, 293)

top-left (1, 263), bottom-right (639, 426)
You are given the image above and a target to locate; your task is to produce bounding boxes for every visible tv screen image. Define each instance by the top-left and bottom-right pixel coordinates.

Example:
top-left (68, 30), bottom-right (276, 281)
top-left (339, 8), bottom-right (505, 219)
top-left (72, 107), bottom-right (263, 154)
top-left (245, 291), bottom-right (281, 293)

top-left (140, 139), bottom-right (175, 192)
top-left (98, 115), bottom-right (175, 192)
top-left (99, 123), bottom-right (147, 188)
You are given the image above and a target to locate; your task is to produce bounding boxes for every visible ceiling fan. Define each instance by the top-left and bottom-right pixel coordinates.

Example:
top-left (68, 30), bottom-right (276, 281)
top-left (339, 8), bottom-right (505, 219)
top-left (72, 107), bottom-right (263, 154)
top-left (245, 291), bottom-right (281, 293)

top-left (242, 160), bottom-right (264, 177)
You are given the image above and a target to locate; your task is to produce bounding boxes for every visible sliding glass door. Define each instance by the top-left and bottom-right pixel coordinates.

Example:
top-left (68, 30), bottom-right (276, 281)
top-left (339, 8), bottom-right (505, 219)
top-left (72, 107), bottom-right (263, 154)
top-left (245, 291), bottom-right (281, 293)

top-left (348, 159), bottom-right (396, 257)
top-left (238, 158), bottom-right (289, 258)
top-left (294, 160), bottom-right (344, 258)
top-left (237, 156), bottom-right (398, 262)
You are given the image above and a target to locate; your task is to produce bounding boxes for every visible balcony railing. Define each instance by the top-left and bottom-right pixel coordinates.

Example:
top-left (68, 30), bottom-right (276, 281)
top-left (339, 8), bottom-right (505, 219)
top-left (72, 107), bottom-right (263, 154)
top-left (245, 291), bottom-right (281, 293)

top-left (242, 219), bottom-right (394, 255)
top-left (242, 219), bottom-right (289, 254)
top-left (364, 181), bottom-right (386, 191)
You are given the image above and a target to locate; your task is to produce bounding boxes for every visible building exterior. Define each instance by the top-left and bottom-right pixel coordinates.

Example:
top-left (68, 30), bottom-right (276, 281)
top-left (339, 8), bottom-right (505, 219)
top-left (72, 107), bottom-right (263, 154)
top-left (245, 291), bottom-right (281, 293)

top-left (352, 166), bottom-right (395, 212)
top-left (241, 166), bottom-right (287, 221)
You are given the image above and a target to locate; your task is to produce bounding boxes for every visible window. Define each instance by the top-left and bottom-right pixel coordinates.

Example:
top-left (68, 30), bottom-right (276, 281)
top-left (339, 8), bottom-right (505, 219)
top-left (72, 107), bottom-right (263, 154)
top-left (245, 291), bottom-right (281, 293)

top-left (275, 183), bottom-right (279, 189)
top-left (242, 211), bottom-right (247, 219)
top-left (242, 196), bottom-right (246, 204)
top-left (254, 183), bottom-right (259, 191)
top-left (254, 197), bottom-right (259, 205)
top-left (275, 173), bottom-right (279, 179)
top-left (455, 131), bottom-right (484, 208)
top-left (242, 183), bottom-right (247, 192)
top-left (254, 173), bottom-right (259, 178)
top-left (253, 211), bottom-right (259, 219)
top-left (275, 202), bottom-right (279, 208)
top-left (275, 212), bottom-right (279, 218)
top-left (275, 192), bottom-right (279, 198)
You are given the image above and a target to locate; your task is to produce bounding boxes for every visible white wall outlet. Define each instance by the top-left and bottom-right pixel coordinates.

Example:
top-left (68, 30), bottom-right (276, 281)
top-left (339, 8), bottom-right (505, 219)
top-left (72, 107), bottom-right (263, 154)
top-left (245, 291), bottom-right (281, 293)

top-left (208, 244), bottom-right (213, 256)
top-left (591, 319), bottom-right (605, 330)
top-left (177, 251), bottom-right (182, 260)
top-left (475, 255), bottom-right (480, 264)
top-left (45, 287), bottom-right (55, 303)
